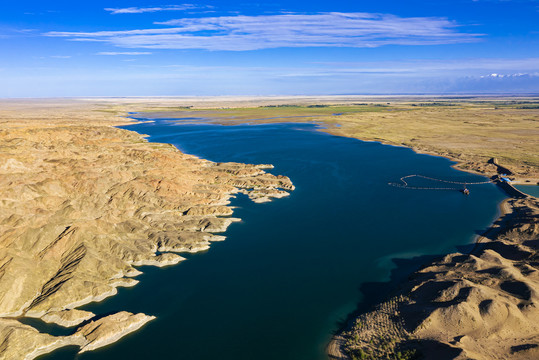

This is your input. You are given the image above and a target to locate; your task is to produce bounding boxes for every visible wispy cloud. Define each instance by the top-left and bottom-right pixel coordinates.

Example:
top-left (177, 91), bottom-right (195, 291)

top-left (0, 27), bottom-right (38, 38)
top-left (45, 12), bottom-right (482, 51)
top-left (314, 58), bottom-right (539, 73)
top-left (105, 5), bottom-right (207, 14)
top-left (127, 57), bottom-right (539, 82)
top-left (97, 51), bottom-right (152, 55)
top-left (480, 72), bottom-right (539, 78)
top-left (50, 55), bottom-right (72, 59)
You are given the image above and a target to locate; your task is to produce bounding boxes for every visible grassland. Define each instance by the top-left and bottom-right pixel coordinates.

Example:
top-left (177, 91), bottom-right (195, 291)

top-left (119, 97), bottom-right (539, 182)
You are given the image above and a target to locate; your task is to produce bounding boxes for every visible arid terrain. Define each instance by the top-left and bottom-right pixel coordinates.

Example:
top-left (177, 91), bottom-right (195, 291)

top-left (329, 195), bottom-right (539, 360)
top-left (0, 99), bottom-right (293, 359)
top-left (0, 97), bottom-right (538, 359)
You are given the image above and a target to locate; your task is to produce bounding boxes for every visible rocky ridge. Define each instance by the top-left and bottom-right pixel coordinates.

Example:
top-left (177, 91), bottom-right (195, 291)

top-left (0, 111), bottom-right (293, 358)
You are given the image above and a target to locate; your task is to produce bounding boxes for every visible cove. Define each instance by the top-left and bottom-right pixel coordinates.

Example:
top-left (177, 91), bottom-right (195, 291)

top-left (39, 119), bottom-right (506, 360)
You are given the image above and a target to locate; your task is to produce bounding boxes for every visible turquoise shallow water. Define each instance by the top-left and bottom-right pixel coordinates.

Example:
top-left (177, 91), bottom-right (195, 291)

top-left (38, 119), bottom-right (506, 360)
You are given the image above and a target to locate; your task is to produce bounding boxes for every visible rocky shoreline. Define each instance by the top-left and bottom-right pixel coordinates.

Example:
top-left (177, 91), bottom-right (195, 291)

top-left (0, 106), bottom-right (294, 359)
top-left (329, 167), bottom-right (539, 359)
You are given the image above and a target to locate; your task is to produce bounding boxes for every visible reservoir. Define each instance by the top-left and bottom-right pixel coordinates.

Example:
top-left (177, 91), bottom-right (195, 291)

top-left (39, 118), bottom-right (506, 360)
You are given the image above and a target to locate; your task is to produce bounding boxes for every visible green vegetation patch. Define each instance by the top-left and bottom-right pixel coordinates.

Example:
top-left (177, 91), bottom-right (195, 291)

top-left (209, 104), bottom-right (401, 121)
top-left (410, 102), bottom-right (457, 107)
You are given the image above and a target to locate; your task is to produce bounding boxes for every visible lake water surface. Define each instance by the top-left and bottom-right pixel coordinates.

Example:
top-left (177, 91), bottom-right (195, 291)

top-left (515, 184), bottom-right (539, 198)
top-left (40, 118), bottom-right (506, 360)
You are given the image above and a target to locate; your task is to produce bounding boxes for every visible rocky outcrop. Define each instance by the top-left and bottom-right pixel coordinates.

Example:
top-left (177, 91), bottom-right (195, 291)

top-left (0, 108), bottom-right (293, 358)
top-left (75, 312), bottom-right (156, 353)
top-left (0, 319), bottom-right (78, 360)
top-left (0, 312), bottom-right (154, 360)
top-left (40, 309), bottom-right (95, 327)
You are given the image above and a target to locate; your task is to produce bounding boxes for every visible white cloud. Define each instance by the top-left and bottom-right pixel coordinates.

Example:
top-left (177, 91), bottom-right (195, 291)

top-left (97, 51), bottom-right (152, 55)
top-left (315, 58), bottom-right (539, 73)
top-left (135, 57), bottom-right (539, 81)
top-left (480, 72), bottom-right (539, 78)
top-left (50, 55), bottom-right (72, 59)
top-left (105, 5), bottom-right (205, 14)
top-left (44, 12), bottom-right (482, 51)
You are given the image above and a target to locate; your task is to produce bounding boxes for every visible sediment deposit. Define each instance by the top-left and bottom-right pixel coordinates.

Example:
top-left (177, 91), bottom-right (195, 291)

top-left (0, 101), bottom-right (293, 359)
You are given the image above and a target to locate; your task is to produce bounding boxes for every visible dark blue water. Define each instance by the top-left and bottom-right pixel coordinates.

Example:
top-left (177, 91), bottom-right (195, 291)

top-left (515, 184), bottom-right (539, 197)
top-left (39, 119), bottom-right (506, 360)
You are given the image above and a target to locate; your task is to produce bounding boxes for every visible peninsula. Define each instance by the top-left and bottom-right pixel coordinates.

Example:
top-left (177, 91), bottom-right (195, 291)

top-left (0, 99), bottom-right (293, 359)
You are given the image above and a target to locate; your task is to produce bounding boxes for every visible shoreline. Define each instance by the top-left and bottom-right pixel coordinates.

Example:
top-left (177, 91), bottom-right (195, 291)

top-left (125, 107), bottom-right (539, 359)
top-left (320, 126), bottom-right (539, 186)
top-left (0, 107), bottom-right (294, 359)
top-left (121, 107), bottom-right (539, 360)
top-left (327, 177), bottom-right (538, 359)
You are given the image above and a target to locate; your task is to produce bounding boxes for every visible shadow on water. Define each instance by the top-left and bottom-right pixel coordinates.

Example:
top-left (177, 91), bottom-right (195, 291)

top-left (37, 347), bottom-right (81, 360)
top-left (332, 207), bottom-right (505, 337)
top-left (18, 318), bottom-right (75, 337)
top-left (21, 309), bottom-right (134, 338)
top-left (333, 253), bottom-right (440, 333)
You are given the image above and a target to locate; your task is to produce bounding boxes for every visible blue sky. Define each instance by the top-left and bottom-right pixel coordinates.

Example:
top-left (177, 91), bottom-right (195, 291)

top-left (1, 0), bottom-right (538, 96)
